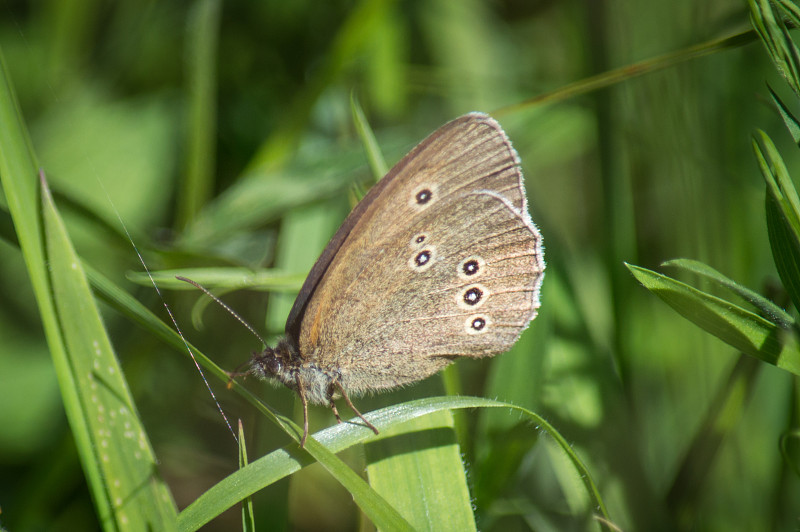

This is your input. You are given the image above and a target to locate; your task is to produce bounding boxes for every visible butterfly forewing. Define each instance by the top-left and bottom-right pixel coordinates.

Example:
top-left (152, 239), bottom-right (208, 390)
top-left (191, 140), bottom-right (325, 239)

top-left (284, 113), bottom-right (527, 341)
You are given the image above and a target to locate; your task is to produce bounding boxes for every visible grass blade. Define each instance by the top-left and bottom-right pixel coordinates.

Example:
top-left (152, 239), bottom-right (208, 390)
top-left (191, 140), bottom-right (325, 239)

top-left (177, 0), bottom-right (221, 228)
top-left (364, 410), bottom-right (476, 531)
top-left (753, 130), bottom-right (800, 311)
top-left (351, 92), bottom-right (388, 181)
top-left (42, 173), bottom-right (178, 529)
top-left (662, 258), bottom-right (794, 329)
top-left (627, 263), bottom-right (800, 375)
top-left (178, 396), bottom-right (612, 531)
top-left (238, 420), bottom-right (256, 532)
top-left (0, 47), bottom-right (177, 529)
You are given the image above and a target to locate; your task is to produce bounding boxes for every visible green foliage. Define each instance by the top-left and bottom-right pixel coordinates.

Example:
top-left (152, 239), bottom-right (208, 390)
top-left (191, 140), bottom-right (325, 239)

top-left (0, 1), bottom-right (798, 531)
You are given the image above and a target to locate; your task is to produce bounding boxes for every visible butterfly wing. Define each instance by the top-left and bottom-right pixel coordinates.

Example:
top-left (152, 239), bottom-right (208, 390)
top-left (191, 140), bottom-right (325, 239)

top-left (285, 113), bottom-right (528, 339)
top-left (287, 113), bottom-right (544, 393)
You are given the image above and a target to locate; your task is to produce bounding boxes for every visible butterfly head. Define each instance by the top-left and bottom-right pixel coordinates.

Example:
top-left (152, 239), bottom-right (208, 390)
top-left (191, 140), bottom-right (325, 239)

top-left (249, 338), bottom-right (299, 387)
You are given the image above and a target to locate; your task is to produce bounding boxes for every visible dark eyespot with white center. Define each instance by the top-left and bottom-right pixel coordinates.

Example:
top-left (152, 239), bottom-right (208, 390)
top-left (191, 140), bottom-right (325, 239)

top-left (457, 283), bottom-right (488, 309)
top-left (465, 315), bottom-right (490, 334)
top-left (409, 184), bottom-right (438, 210)
top-left (410, 233), bottom-right (428, 248)
top-left (463, 287), bottom-right (482, 305)
top-left (408, 245), bottom-right (436, 271)
top-left (457, 256), bottom-right (486, 280)
top-left (416, 189), bottom-right (432, 204)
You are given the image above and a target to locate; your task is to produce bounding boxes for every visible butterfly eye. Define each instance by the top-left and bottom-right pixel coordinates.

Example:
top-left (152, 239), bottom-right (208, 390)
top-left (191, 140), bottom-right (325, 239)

top-left (415, 251), bottom-right (431, 266)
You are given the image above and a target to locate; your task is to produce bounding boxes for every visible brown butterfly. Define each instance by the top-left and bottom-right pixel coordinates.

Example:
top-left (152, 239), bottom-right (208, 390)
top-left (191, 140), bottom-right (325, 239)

top-left (187, 113), bottom-right (544, 447)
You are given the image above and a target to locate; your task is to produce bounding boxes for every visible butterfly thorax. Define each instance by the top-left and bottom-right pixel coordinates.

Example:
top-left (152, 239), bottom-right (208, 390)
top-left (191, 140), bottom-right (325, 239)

top-left (249, 338), bottom-right (338, 405)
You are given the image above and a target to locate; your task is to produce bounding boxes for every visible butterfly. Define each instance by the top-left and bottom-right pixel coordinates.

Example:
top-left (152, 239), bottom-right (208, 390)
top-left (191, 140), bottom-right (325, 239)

top-left (188, 113), bottom-right (544, 447)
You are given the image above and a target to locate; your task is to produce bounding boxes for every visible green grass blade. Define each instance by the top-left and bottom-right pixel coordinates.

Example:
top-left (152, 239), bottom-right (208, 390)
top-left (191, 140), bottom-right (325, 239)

top-left (178, 396), bottom-right (611, 531)
top-left (662, 258), bottom-right (794, 328)
top-left (496, 28), bottom-right (756, 116)
top-left (768, 85), bottom-right (800, 145)
top-left (750, 0), bottom-right (800, 94)
top-left (627, 263), bottom-right (800, 375)
top-left (127, 267), bottom-right (306, 293)
top-left (42, 174), bottom-right (178, 529)
top-left (179, 149), bottom-right (364, 248)
top-left (351, 92), bottom-right (388, 181)
top-left (0, 47), bottom-right (177, 529)
top-left (777, 0), bottom-right (800, 27)
top-left (766, 192), bottom-right (800, 316)
top-left (238, 421), bottom-right (256, 532)
top-left (364, 410), bottom-right (476, 532)
top-left (177, 0), bottom-right (221, 229)
top-left (753, 130), bottom-right (800, 311)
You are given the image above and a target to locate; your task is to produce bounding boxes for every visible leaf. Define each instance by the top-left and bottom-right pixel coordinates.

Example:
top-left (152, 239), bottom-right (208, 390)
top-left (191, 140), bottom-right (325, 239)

top-left (177, 396), bottom-right (612, 532)
top-left (42, 173), bottom-right (178, 529)
top-left (750, 0), bottom-right (800, 95)
top-left (351, 92), bottom-right (388, 181)
top-left (238, 421), bottom-right (256, 532)
top-left (753, 130), bottom-right (800, 312)
top-left (364, 410), bottom-right (476, 532)
top-left (127, 267), bottom-right (306, 293)
top-left (662, 258), bottom-right (794, 329)
top-left (768, 84), bottom-right (800, 146)
top-left (0, 51), bottom-right (177, 529)
top-left (627, 263), bottom-right (800, 376)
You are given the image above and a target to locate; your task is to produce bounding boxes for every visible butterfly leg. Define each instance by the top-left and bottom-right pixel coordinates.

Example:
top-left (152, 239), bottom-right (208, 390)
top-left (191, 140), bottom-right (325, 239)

top-left (335, 381), bottom-right (379, 435)
top-left (295, 373), bottom-right (310, 447)
top-left (326, 383), bottom-right (344, 424)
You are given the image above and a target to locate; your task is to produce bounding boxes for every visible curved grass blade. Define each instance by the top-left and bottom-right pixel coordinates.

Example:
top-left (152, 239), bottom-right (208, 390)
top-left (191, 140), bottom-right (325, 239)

top-left (178, 396), bottom-right (612, 532)
top-left (627, 263), bottom-right (800, 375)
top-left (750, 0), bottom-right (800, 95)
top-left (662, 258), bottom-right (794, 329)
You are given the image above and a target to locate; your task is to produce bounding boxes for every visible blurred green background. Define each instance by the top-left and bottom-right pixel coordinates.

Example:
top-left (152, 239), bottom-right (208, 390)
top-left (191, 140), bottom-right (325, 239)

top-left (0, 0), bottom-right (798, 530)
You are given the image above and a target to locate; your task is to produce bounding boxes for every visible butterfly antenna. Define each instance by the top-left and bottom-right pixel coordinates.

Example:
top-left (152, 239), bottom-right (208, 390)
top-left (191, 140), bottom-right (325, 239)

top-left (95, 175), bottom-right (238, 443)
top-left (175, 276), bottom-right (268, 348)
